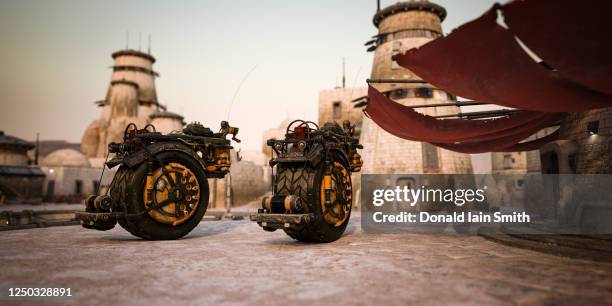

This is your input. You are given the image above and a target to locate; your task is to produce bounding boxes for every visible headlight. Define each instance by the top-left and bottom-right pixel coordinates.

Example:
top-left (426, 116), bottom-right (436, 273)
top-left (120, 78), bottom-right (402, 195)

top-left (296, 140), bottom-right (307, 151)
top-left (274, 142), bottom-right (284, 151)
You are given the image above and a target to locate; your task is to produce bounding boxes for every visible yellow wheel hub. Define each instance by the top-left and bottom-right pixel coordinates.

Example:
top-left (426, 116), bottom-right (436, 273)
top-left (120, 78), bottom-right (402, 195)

top-left (320, 162), bottom-right (352, 227)
top-left (143, 162), bottom-right (201, 226)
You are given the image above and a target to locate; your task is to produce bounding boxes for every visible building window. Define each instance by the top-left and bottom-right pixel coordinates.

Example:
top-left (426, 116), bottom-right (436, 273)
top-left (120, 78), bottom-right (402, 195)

top-left (390, 88), bottom-right (408, 100)
top-left (415, 87), bottom-right (433, 98)
top-left (75, 180), bottom-right (83, 195)
top-left (391, 41), bottom-right (402, 69)
top-left (503, 154), bottom-right (513, 169)
top-left (422, 143), bottom-right (439, 171)
top-left (93, 180), bottom-right (100, 194)
top-left (332, 101), bottom-right (342, 119)
top-left (46, 180), bottom-right (55, 201)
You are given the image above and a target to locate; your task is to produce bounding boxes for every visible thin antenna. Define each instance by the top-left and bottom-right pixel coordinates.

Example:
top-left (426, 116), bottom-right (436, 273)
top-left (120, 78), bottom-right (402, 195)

top-left (148, 34), bottom-right (151, 54)
top-left (377, 0), bottom-right (381, 11)
top-left (138, 32), bottom-right (142, 51)
top-left (125, 31), bottom-right (129, 49)
top-left (342, 57), bottom-right (346, 89)
top-left (226, 64), bottom-right (258, 121)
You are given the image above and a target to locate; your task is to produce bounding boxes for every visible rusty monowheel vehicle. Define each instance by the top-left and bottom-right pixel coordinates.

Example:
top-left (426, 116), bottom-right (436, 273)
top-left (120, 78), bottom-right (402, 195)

top-left (76, 121), bottom-right (240, 240)
top-left (251, 120), bottom-right (363, 242)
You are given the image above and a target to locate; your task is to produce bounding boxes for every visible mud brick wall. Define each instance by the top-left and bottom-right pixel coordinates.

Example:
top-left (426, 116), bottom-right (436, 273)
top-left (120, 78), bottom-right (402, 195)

top-left (559, 108), bottom-right (612, 174)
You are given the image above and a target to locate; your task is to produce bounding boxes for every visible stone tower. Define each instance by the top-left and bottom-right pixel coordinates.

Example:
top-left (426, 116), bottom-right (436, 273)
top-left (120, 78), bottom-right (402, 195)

top-left (360, 1), bottom-right (473, 174)
top-left (108, 50), bottom-right (160, 118)
top-left (81, 49), bottom-right (183, 161)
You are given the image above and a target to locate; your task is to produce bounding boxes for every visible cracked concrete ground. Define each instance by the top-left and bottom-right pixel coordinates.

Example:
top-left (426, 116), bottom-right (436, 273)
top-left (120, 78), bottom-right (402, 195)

top-left (1, 213), bottom-right (612, 306)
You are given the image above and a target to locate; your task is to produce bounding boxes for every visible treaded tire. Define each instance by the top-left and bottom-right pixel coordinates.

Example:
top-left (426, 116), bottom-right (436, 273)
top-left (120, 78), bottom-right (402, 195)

top-left (112, 151), bottom-right (209, 240)
top-left (276, 152), bottom-right (352, 243)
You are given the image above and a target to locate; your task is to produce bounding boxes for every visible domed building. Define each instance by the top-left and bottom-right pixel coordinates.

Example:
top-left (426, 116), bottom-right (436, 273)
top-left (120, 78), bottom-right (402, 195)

top-left (40, 149), bottom-right (112, 202)
top-left (42, 149), bottom-right (91, 168)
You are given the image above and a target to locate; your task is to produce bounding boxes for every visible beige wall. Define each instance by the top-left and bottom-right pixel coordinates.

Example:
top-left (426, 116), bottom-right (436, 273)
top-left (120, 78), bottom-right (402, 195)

top-left (491, 152), bottom-right (527, 174)
top-left (318, 87), bottom-right (367, 128)
top-left (41, 166), bottom-right (115, 200)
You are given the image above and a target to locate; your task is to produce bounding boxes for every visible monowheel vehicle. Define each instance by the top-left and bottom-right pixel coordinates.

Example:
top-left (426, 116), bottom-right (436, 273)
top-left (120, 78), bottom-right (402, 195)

top-left (251, 119), bottom-right (363, 242)
top-left (76, 121), bottom-right (240, 240)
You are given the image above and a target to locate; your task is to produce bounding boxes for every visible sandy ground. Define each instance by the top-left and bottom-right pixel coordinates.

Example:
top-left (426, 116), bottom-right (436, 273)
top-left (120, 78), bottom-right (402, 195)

top-left (1, 213), bottom-right (612, 306)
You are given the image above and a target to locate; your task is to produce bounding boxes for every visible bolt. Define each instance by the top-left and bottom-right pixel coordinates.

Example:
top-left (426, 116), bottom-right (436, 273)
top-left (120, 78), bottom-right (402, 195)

top-left (284, 223), bottom-right (290, 228)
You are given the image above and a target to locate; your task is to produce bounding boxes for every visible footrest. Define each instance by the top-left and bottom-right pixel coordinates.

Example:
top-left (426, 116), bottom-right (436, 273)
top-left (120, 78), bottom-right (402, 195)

top-left (250, 212), bottom-right (315, 229)
top-left (75, 211), bottom-right (117, 225)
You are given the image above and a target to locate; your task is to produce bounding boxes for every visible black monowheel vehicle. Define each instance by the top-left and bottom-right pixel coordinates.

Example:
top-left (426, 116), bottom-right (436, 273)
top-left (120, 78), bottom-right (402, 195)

top-left (76, 121), bottom-right (240, 240)
top-left (251, 120), bottom-right (363, 242)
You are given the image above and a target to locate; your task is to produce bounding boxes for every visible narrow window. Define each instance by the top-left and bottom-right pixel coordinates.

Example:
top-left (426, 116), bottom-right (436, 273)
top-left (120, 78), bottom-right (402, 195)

top-left (332, 101), bottom-right (342, 119)
top-left (422, 143), bottom-right (439, 171)
top-left (390, 88), bottom-right (408, 100)
top-left (503, 154), bottom-right (513, 169)
top-left (415, 87), bottom-right (433, 98)
top-left (391, 41), bottom-right (402, 69)
top-left (93, 180), bottom-right (100, 194)
top-left (75, 180), bottom-right (83, 195)
top-left (46, 180), bottom-right (55, 201)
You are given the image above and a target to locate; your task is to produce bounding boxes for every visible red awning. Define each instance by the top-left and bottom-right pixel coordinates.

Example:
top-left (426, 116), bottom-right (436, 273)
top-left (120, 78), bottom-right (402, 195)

top-left (395, 7), bottom-right (612, 112)
top-left (502, 0), bottom-right (612, 96)
top-left (365, 86), bottom-right (561, 153)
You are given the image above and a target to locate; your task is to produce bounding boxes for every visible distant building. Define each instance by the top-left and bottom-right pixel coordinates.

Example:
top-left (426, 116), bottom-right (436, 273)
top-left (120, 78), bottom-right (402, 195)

top-left (39, 149), bottom-right (112, 203)
top-left (318, 87), bottom-right (367, 138)
top-left (0, 131), bottom-right (44, 203)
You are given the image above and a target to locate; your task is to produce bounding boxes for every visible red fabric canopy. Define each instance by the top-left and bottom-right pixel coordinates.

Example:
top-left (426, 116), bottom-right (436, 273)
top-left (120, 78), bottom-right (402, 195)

top-left (395, 7), bottom-right (612, 112)
top-left (365, 86), bottom-right (561, 153)
top-left (503, 0), bottom-right (612, 96)
top-left (433, 129), bottom-right (560, 153)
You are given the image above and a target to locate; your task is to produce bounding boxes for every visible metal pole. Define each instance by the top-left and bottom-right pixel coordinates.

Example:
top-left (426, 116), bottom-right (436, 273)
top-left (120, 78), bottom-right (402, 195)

top-left (225, 174), bottom-right (232, 216)
top-left (433, 109), bottom-right (521, 119)
top-left (366, 78), bottom-right (427, 84)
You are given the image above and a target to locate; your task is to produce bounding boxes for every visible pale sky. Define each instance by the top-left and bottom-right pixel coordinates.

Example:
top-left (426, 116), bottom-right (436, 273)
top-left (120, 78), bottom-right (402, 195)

top-left (0, 0), bottom-right (499, 152)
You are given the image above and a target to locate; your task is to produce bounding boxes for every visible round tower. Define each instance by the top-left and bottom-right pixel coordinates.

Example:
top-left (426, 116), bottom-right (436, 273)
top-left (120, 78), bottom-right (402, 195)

top-left (108, 49), bottom-right (159, 118)
top-left (360, 0), bottom-right (473, 174)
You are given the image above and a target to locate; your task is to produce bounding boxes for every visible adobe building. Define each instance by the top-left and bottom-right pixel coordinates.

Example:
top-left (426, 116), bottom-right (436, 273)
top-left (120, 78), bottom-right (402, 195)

top-left (0, 131), bottom-right (44, 203)
top-left (359, 0), bottom-right (473, 174)
top-left (39, 149), bottom-right (112, 203)
top-left (318, 87), bottom-right (367, 138)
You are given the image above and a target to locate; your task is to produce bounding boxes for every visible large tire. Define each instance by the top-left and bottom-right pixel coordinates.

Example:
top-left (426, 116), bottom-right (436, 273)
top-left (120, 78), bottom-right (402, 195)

top-left (275, 152), bottom-right (352, 243)
top-left (111, 151), bottom-right (209, 240)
